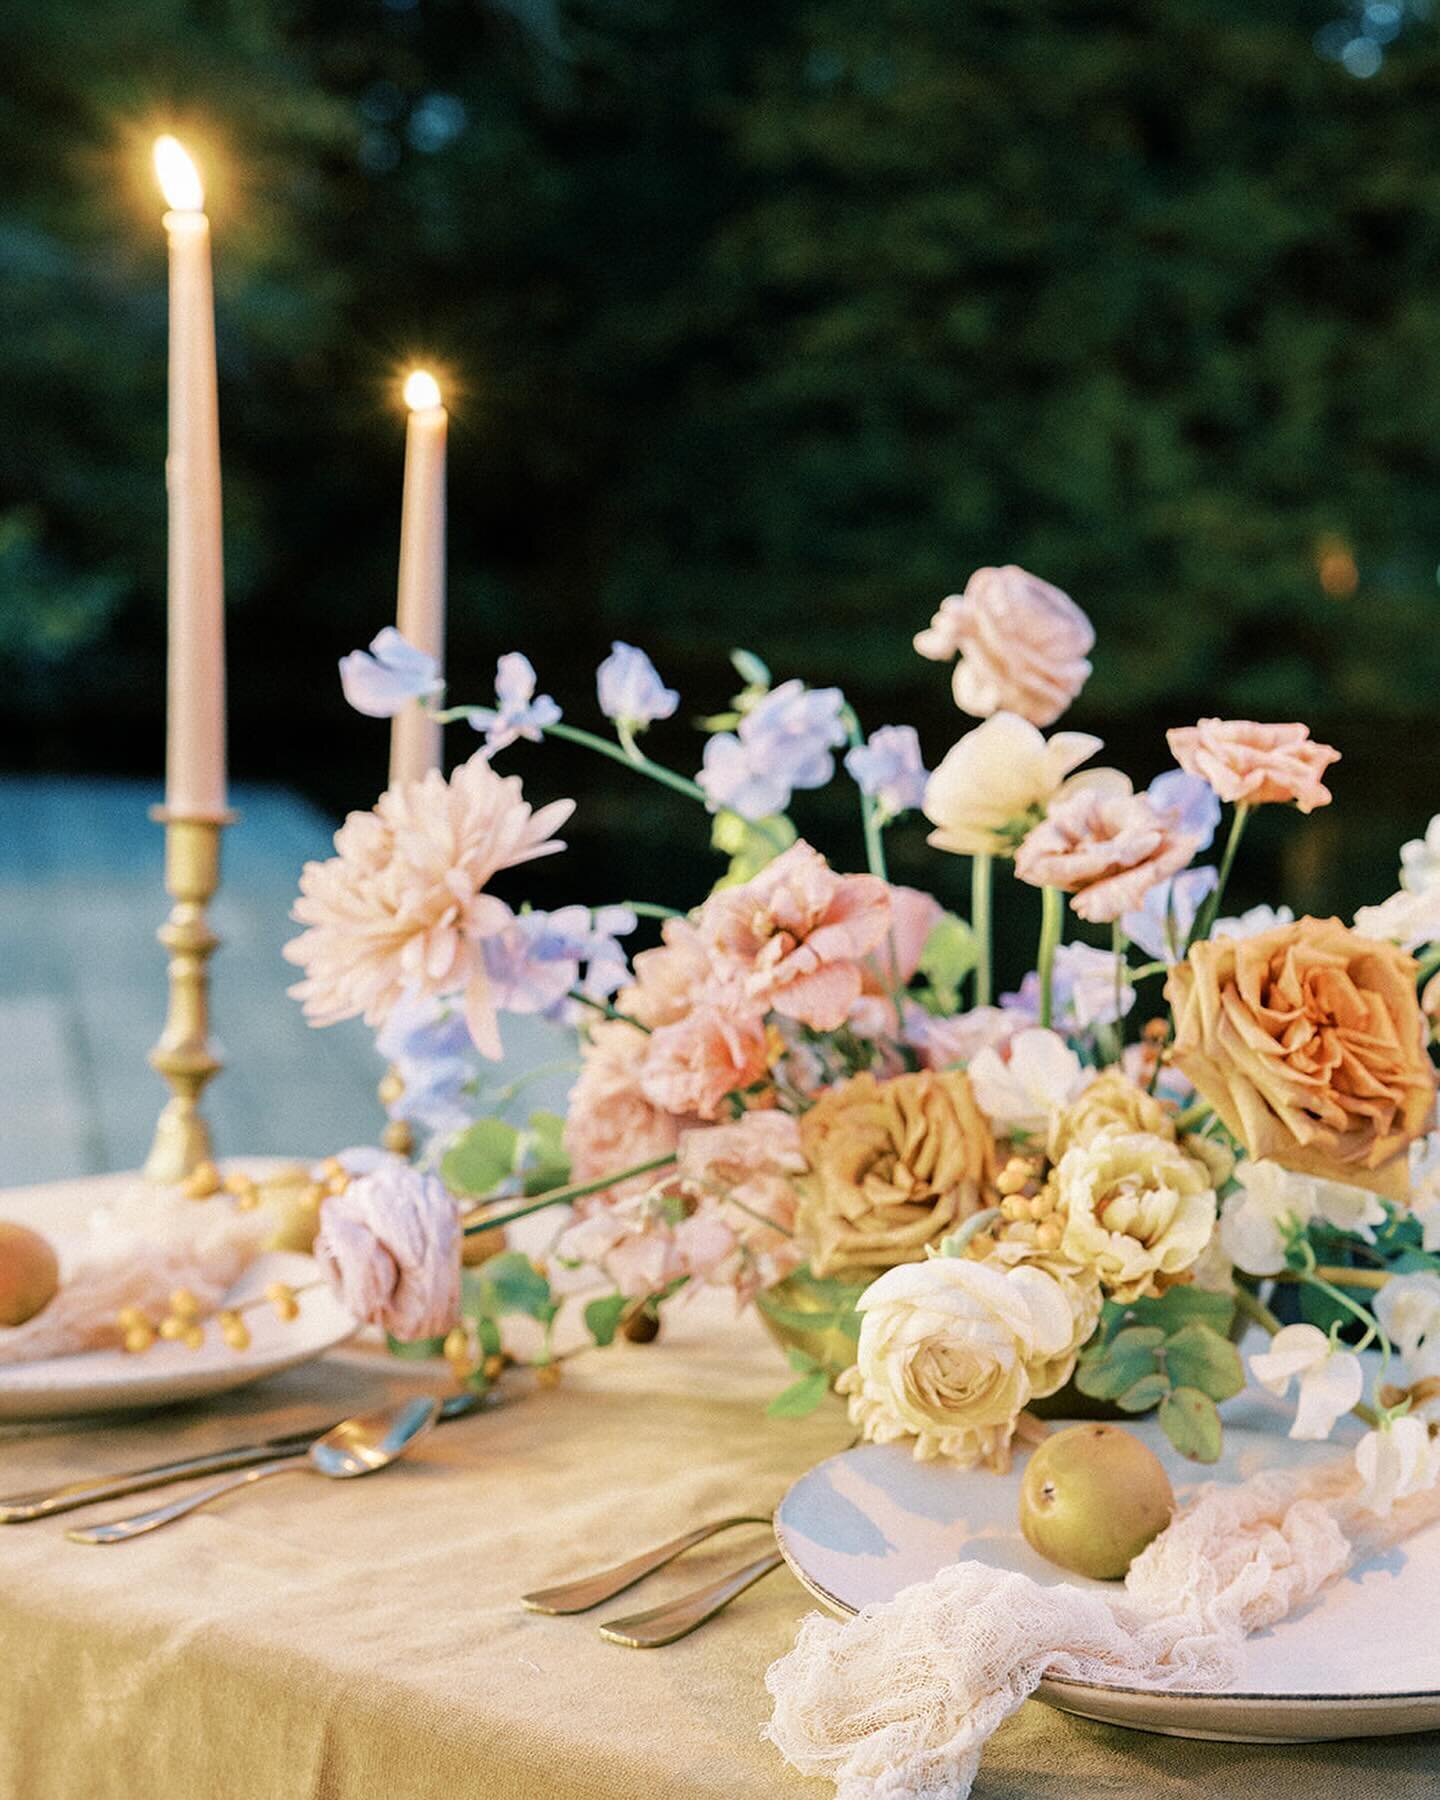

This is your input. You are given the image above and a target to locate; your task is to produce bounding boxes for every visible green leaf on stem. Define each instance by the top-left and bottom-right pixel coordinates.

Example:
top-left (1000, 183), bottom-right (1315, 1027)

top-left (1163, 1322), bottom-right (1245, 1401)
top-left (730, 649), bottom-right (771, 689)
top-left (1122, 1287), bottom-right (1236, 1336)
top-left (1076, 1327), bottom-right (1164, 1401)
top-left (521, 1110), bottom-right (571, 1196)
top-left (1114, 1370), bottom-right (1172, 1414)
top-left (766, 1368), bottom-right (831, 1419)
top-left (583, 1293), bottom-right (630, 1348)
top-left (385, 1332), bottom-right (446, 1361)
top-left (786, 1347), bottom-right (822, 1373)
top-left (441, 1117), bottom-right (521, 1198)
top-left (480, 1251), bottom-right (555, 1322)
top-left (915, 913), bottom-right (978, 1012)
top-left (1158, 1386), bottom-right (1224, 1462)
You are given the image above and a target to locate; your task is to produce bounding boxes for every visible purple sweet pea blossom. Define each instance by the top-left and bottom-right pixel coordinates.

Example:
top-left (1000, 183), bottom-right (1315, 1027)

top-left (467, 653), bottom-right (562, 755)
top-left (844, 725), bottom-right (928, 819)
top-left (697, 679), bottom-right (847, 820)
top-left (374, 990), bottom-right (477, 1140)
top-left (1147, 769), bottom-right (1220, 855)
top-left (1122, 866), bottom-right (1219, 963)
top-left (597, 643), bottom-right (679, 731)
top-left (339, 628), bottom-right (443, 719)
top-left (482, 905), bottom-right (636, 1021)
top-left (1002, 942), bottom-right (1135, 1032)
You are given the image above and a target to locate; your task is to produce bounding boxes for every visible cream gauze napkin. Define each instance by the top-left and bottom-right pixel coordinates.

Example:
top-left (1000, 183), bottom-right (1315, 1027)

top-left (764, 1456), bottom-right (1440, 1800)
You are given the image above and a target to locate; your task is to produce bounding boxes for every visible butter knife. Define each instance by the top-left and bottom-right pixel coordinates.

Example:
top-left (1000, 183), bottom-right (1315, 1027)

top-left (0, 1389), bottom-right (481, 1523)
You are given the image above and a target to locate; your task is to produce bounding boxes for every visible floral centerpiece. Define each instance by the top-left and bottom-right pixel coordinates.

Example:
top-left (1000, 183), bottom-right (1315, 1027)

top-left (281, 566), bottom-right (1440, 1510)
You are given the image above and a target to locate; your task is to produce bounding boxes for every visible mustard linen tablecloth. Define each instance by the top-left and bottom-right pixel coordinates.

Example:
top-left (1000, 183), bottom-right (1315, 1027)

top-left (3, 1240), bottom-right (1439, 1797)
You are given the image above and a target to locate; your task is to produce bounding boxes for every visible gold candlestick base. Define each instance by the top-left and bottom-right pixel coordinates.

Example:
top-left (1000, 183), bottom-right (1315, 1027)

top-left (143, 808), bottom-right (234, 1184)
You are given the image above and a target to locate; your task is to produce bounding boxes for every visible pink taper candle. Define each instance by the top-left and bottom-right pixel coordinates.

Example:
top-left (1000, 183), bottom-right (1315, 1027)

top-left (389, 370), bottom-right (448, 787)
top-left (155, 136), bottom-right (227, 818)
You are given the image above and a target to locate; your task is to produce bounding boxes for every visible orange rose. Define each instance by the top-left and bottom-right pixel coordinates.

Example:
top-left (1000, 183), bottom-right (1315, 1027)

top-left (1166, 719), bottom-right (1339, 813)
top-left (796, 1069), bottom-right (994, 1277)
top-left (1167, 917), bottom-right (1435, 1198)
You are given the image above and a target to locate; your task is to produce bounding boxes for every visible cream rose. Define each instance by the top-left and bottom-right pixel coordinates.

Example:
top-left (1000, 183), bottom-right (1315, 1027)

top-left (1047, 1068), bottom-right (1176, 1163)
top-left (1167, 916), bottom-right (1436, 1199)
top-left (923, 712), bottom-right (1124, 859)
top-left (836, 1255), bottom-right (1083, 1469)
top-left (1058, 1127), bottom-right (1218, 1303)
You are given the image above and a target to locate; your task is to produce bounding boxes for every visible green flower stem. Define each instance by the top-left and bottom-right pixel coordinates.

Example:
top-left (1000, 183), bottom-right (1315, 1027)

top-left (971, 853), bottom-right (993, 1008)
top-left (1129, 961), bottom-right (1170, 982)
top-left (544, 721), bottom-right (708, 803)
top-left (1111, 920), bottom-right (1128, 1034)
top-left (1416, 946), bottom-right (1440, 986)
top-left (1189, 803), bottom-right (1251, 947)
top-left (842, 706), bottom-right (888, 882)
top-left (1232, 1283), bottom-right (1285, 1337)
top-left (604, 901), bottom-right (684, 922)
top-left (462, 1153), bottom-right (679, 1235)
top-left (1037, 886), bottom-right (1064, 1029)
top-left (567, 991), bottom-right (651, 1033)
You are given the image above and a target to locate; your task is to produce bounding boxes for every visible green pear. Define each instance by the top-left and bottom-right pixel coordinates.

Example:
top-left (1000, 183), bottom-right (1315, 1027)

top-left (0, 1221), bottom-right (60, 1327)
top-left (1018, 1423), bottom-right (1174, 1580)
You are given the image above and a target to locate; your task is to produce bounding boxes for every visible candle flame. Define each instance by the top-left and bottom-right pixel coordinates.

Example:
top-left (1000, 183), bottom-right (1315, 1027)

top-left (154, 136), bottom-right (204, 212)
top-left (404, 370), bottom-right (443, 412)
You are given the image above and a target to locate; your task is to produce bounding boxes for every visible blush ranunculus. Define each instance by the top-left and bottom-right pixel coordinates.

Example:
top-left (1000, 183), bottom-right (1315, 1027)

top-left (1013, 786), bottom-right (1200, 925)
top-left (638, 999), bottom-right (771, 1121)
top-left (563, 1020), bottom-right (684, 1200)
top-left (312, 1163), bottom-right (461, 1342)
top-left (697, 842), bottom-right (892, 1032)
top-left (1166, 917), bottom-right (1436, 1199)
top-left (1166, 719), bottom-right (1340, 813)
top-left (914, 565), bottom-right (1094, 728)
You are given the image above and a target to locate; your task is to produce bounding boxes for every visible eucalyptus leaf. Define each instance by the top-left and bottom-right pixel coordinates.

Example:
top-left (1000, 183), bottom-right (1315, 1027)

top-left (481, 1251), bottom-right (554, 1320)
top-left (441, 1117), bottom-right (521, 1198)
top-left (1076, 1333), bottom-right (1163, 1402)
top-left (1114, 1370), bottom-right (1172, 1414)
top-left (1123, 1287), bottom-right (1235, 1336)
top-left (710, 810), bottom-right (796, 888)
top-left (1163, 1322), bottom-right (1245, 1402)
top-left (521, 1109), bottom-right (571, 1196)
top-left (915, 913), bottom-right (978, 1012)
top-left (1158, 1386), bottom-right (1223, 1463)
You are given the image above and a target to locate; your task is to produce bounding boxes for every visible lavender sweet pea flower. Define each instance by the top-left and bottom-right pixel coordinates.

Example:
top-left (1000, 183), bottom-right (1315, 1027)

top-left (338, 627), bottom-right (443, 719)
top-left (1147, 769), bottom-right (1220, 855)
top-left (374, 991), bottom-right (477, 1139)
top-left (844, 725), bottom-right (928, 819)
top-left (597, 643), bottom-right (679, 731)
top-left (483, 904), bottom-right (637, 1019)
top-left (1122, 866), bottom-right (1219, 963)
top-left (741, 680), bottom-right (847, 789)
top-left (467, 653), bottom-right (562, 755)
top-left (575, 905), bottom-right (637, 1003)
top-left (698, 680), bottom-right (847, 820)
top-left (1002, 942), bottom-right (1134, 1032)
top-left (698, 733), bottom-right (795, 821)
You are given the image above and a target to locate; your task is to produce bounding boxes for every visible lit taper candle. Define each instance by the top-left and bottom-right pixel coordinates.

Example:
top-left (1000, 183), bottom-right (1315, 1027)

top-left (154, 135), bottom-right (227, 818)
top-left (389, 369), bottom-right (448, 787)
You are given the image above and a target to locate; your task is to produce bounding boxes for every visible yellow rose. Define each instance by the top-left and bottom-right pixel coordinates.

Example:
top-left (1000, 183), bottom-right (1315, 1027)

top-left (797, 1070), bottom-right (994, 1279)
top-left (1047, 1068), bottom-right (1176, 1162)
top-left (1058, 1127), bottom-right (1218, 1303)
top-left (836, 1254), bottom-right (1084, 1469)
top-left (1167, 917), bottom-right (1436, 1199)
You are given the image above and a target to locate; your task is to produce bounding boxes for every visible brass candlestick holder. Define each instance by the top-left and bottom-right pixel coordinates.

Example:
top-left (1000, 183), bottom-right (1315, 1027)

top-left (143, 809), bottom-right (234, 1183)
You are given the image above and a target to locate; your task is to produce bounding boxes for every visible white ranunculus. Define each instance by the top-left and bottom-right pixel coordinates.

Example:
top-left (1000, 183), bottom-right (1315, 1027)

top-left (1056, 1127), bottom-right (1218, 1303)
top-left (922, 712), bottom-right (1124, 858)
top-left (1249, 1323), bottom-right (1365, 1442)
top-left (1218, 1160), bottom-right (1317, 1276)
top-left (1410, 1133), bottom-right (1440, 1253)
top-left (1211, 903), bottom-right (1294, 940)
top-left (1400, 815), bottom-right (1440, 895)
top-left (966, 1027), bottom-right (1093, 1137)
top-left (835, 1255), bottom-right (1084, 1470)
top-left (1354, 1414), bottom-right (1440, 1516)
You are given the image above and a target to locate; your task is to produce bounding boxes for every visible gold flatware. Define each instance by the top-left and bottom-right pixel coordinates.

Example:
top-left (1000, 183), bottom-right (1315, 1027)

top-left (599, 1546), bottom-right (786, 1647)
top-left (522, 1514), bottom-right (773, 1614)
top-left (1, 1390), bottom-right (480, 1524)
top-left (66, 1395), bottom-right (440, 1543)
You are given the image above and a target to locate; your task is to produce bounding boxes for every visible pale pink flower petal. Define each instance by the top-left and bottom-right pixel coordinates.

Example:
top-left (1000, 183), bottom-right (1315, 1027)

top-left (1014, 786), bottom-right (1200, 925)
top-left (313, 1164), bottom-right (461, 1342)
top-left (284, 755), bottom-right (573, 1058)
top-left (914, 566), bottom-right (1094, 727)
top-left (639, 1002), bottom-right (770, 1120)
top-left (563, 1020), bottom-right (684, 1202)
top-left (1167, 719), bottom-right (1339, 813)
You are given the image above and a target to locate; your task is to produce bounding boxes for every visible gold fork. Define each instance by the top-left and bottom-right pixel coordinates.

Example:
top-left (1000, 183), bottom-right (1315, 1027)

top-left (521, 1514), bottom-right (772, 1614)
top-left (598, 1547), bottom-right (786, 1647)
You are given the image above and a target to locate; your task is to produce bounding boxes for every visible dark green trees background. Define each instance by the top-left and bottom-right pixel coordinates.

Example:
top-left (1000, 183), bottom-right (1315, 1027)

top-left (4, 0), bottom-right (1440, 927)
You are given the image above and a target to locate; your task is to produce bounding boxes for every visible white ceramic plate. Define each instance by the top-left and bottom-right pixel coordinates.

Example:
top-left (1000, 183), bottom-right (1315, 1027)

top-left (775, 1394), bottom-right (1440, 1743)
top-left (0, 1172), bottom-right (356, 1420)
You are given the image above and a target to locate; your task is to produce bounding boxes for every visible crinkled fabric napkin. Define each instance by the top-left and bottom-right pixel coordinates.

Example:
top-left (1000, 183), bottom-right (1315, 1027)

top-left (764, 1457), bottom-right (1440, 1800)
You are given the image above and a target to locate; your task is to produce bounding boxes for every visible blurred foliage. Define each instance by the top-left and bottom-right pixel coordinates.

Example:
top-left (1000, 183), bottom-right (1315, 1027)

top-left (3, 0), bottom-right (1440, 940)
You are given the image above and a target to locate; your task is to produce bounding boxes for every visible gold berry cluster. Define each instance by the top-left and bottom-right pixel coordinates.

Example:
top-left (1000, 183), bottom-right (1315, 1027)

top-left (969, 1152), bottom-right (1064, 1257)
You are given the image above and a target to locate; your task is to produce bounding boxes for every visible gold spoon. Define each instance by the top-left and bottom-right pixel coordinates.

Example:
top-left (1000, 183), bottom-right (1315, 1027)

top-left (67, 1396), bottom-right (440, 1544)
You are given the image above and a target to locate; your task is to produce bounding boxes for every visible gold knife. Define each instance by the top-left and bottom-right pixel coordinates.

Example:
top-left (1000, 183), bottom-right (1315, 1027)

top-left (0, 1390), bottom-right (482, 1522)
